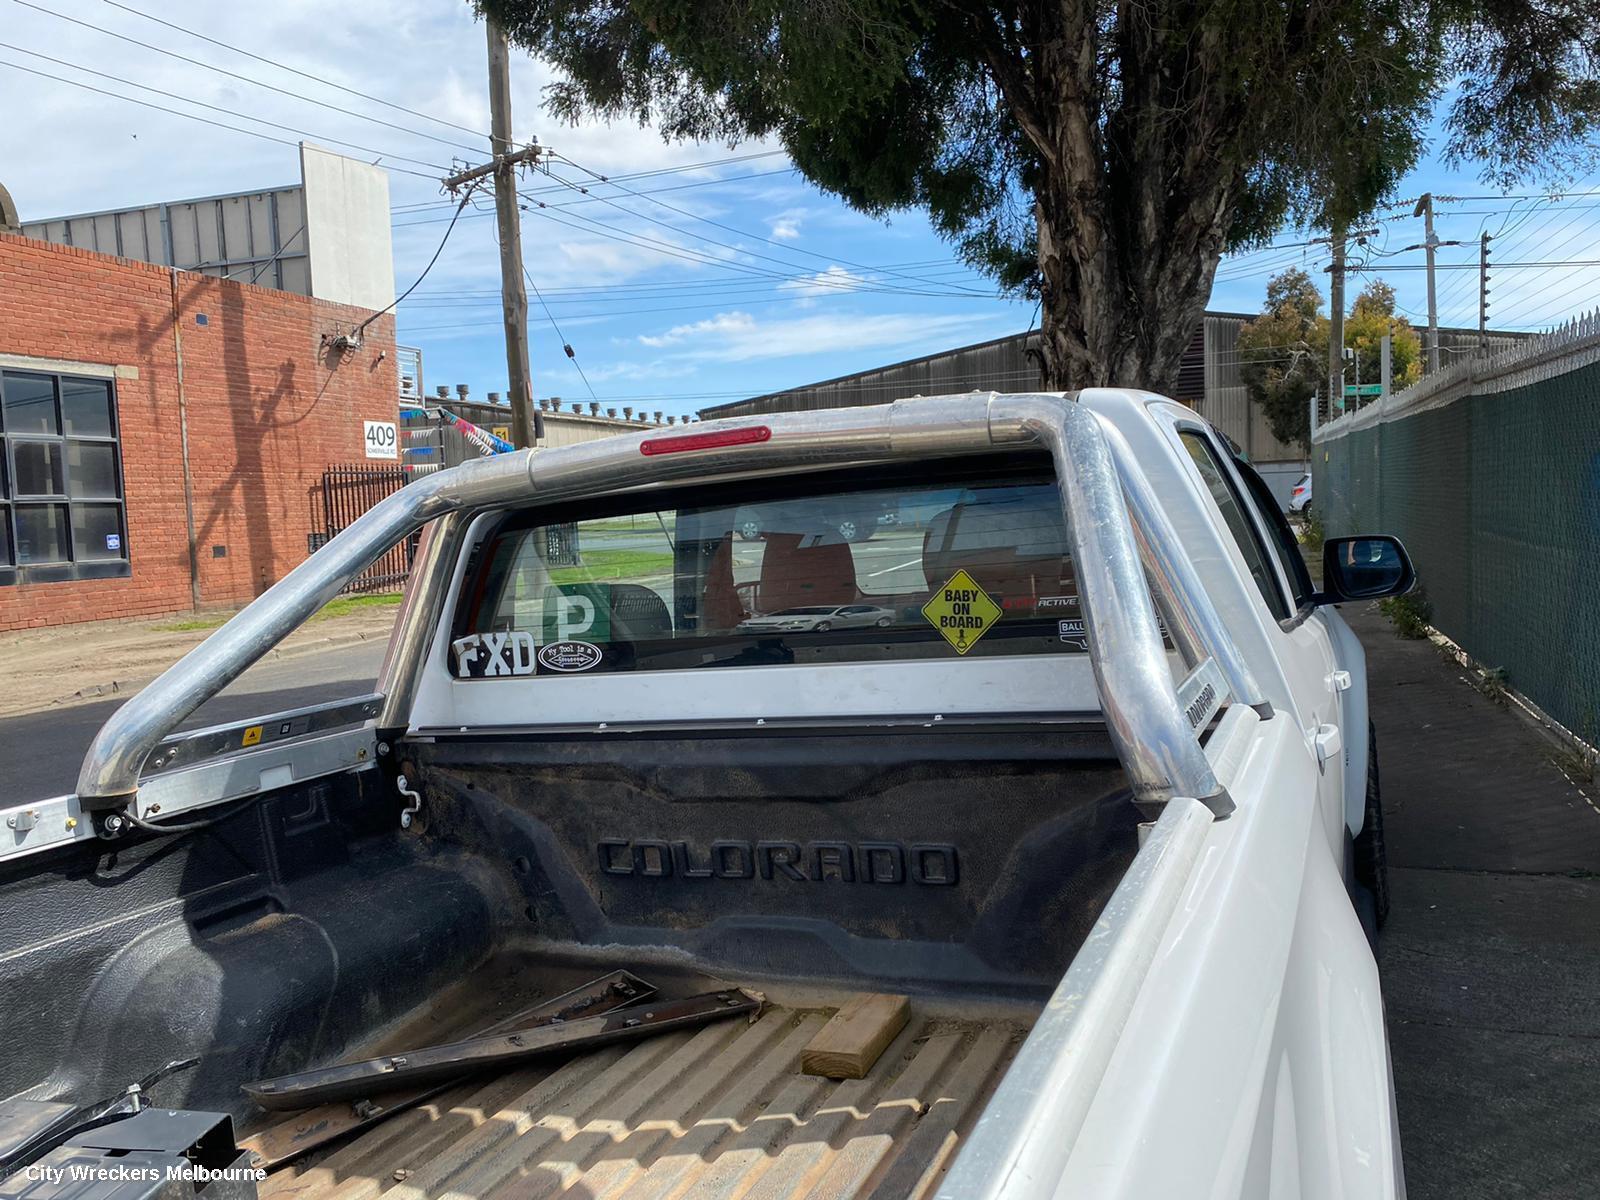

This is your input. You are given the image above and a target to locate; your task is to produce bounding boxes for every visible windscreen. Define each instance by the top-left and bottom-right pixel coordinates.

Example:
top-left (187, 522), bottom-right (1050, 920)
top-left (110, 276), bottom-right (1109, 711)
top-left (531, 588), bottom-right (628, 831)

top-left (449, 469), bottom-right (1096, 678)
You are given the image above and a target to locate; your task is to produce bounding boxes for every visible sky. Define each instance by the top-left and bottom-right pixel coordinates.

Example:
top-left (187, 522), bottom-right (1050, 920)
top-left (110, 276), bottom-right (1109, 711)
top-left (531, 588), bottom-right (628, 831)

top-left (3, 0), bottom-right (1599, 419)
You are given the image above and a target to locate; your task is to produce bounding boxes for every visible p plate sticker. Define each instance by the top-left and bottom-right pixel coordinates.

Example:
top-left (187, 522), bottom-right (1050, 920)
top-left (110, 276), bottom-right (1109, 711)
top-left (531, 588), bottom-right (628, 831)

top-left (921, 569), bottom-right (1002, 655)
top-left (538, 640), bottom-right (603, 673)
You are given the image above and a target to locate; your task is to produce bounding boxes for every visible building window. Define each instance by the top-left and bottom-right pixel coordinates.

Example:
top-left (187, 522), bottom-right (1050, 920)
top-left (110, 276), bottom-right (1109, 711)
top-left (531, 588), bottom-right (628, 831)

top-left (0, 369), bottom-right (129, 585)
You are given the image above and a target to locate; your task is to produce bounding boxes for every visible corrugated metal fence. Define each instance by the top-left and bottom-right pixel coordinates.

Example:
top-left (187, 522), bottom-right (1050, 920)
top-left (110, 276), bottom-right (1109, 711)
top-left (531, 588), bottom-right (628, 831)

top-left (1313, 311), bottom-right (1600, 740)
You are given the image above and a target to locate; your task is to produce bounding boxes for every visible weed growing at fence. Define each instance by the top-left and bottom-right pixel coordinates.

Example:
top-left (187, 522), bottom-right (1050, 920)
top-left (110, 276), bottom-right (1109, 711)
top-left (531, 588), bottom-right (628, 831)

top-left (1551, 740), bottom-right (1596, 785)
top-left (1297, 512), bottom-right (1325, 554)
top-left (1475, 666), bottom-right (1511, 706)
top-left (1379, 587), bottom-right (1433, 639)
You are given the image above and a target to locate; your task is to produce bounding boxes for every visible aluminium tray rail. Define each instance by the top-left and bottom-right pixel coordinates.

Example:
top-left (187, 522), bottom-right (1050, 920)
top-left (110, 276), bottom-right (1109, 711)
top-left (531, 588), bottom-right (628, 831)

top-left (67, 391), bottom-right (1267, 815)
top-left (1, 391), bottom-right (1272, 864)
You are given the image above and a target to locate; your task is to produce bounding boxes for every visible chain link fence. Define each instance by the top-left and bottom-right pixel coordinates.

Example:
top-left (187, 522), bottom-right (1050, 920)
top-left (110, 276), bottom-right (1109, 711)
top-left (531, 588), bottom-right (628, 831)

top-left (1314, 313), bottom-right (1600, 743)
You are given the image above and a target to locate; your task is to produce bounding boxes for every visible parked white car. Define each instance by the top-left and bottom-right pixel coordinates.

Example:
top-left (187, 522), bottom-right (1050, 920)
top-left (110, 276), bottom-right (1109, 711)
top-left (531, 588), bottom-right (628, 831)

top-left (737, 604), bottom-right (897, 632)
top-left (1290, 470), bottom-right (1313, 514)
top-left (1, 390), bottom-right (1414, 1200)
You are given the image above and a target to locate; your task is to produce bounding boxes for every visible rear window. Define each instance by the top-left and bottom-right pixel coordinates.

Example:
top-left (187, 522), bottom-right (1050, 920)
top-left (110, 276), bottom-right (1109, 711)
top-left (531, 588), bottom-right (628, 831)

top-left (448, 468), bottom-right (1099, 678)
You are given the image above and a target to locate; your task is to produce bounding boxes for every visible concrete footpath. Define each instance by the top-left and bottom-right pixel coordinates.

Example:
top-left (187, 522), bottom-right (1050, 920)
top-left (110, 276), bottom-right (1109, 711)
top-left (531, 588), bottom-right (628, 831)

top-left (1351, 605), bottom-right (1600, 1198)
top-left (0, 601), bottom-right (400, 719)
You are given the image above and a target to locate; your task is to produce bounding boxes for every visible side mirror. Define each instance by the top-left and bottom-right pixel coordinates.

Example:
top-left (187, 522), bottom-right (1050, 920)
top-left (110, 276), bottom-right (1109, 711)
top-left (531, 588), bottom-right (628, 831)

top-left (1319, 535), bottom-right (1415, 603)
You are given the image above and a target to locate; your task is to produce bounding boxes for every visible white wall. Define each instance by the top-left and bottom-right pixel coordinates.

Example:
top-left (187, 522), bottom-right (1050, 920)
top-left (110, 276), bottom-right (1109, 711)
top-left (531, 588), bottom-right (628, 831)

top-left (300, 143), bottom-right (396, 312)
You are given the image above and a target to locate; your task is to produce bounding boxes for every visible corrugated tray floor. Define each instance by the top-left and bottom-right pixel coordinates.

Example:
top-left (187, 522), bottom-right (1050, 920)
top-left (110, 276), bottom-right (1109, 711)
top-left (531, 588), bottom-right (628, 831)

top-left (257, 1001), bottom-right (1025, 1200)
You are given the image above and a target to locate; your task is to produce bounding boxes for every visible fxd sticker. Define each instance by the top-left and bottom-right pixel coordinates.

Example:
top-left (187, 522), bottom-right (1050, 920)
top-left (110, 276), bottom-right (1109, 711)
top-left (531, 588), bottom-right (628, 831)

top-left (538, 641), bottom-right (603, 673)
top-left (541, 583), bottom-right (612, 643)
top-left (452, 631), bottom-right (537, 677)
top-left (921, 569), bottom-right (1002, 655)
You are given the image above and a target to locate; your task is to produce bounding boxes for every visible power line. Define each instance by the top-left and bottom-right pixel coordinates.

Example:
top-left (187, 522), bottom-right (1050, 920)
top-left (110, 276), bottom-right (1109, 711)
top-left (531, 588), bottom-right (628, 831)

top-left (523, 264), bottom-right (599, 402)
top-left (398, 286), bottom-right (1020, 331)
top-left (389, 151), bottom-right (792, 214)
top-left (0, 39), bottom-right (451, 173)
top-left (518, 187), bottom-right (996, 299)
top-left (397, 269), bottom-right (993, 310)
top-left (404, 260), bottom-right (972, 298)
top-left (11, 0), bottom-right (482, 155)
top-left (536, 167), bottom-right (992, 296)
top-left (389, 166), bottom-right (799, 225)
top-left (95, 0), bottom-right (492, 142)
top-left (354, 189), bottom-right (478, 338)
top-left (247, 223), bottom-right (305, 285)
top-left (552, 150), bottom-right (986, 295)
top-left (0, 54), bottom-right (409, 170)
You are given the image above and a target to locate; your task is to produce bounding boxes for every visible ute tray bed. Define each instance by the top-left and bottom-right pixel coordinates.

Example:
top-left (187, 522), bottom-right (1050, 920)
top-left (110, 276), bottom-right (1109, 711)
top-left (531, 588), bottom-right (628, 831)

top-left (255, 998), bottom-right (1027, 1200)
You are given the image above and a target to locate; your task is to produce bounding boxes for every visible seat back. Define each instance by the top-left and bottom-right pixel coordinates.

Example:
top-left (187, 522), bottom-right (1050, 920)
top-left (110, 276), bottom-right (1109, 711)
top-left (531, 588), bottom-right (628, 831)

top-left (757, 533), bottom-right (859, 612)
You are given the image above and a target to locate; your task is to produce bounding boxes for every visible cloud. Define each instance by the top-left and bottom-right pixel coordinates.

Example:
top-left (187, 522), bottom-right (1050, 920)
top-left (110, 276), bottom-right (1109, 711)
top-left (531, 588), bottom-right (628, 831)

top-left (770, 216), bottom-right (801, 240)
top-left (635, 309), bottom-right (1002, 363)
top-left (583, 359), bottom-right (699, 383)
top-left (778, 265), bottom-right (869, 299)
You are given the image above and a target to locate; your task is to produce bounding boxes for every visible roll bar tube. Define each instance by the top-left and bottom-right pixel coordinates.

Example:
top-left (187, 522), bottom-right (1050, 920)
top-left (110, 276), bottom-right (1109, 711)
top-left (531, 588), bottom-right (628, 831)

top-left (77, 394), bottom-right (1251, 813)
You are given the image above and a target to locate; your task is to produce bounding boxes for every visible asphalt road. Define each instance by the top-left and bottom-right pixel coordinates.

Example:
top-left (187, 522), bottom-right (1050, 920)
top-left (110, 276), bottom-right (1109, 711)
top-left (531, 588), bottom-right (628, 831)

top-left (1, 529), bottom-right (936, 804)
top-left (0, 640), bottom-right (387, 804)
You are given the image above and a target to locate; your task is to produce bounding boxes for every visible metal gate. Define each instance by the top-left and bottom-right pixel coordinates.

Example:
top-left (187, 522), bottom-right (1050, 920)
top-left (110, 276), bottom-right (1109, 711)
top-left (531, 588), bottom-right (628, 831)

top-left (317, 463), bottom-right (414, 593)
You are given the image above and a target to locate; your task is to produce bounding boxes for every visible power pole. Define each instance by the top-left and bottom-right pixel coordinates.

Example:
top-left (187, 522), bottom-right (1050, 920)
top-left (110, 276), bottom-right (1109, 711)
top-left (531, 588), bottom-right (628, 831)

top-left (443, 20), bottom-right (544, 449)
top-left (1479, 231), bottom-right (1493, 353)
top-left (1328, 226), bottom-right (1346, 414)
top-left (1414, 193), bottom-right (1440, 373)
top-left (1317, 224), bottom-right (1379, 414)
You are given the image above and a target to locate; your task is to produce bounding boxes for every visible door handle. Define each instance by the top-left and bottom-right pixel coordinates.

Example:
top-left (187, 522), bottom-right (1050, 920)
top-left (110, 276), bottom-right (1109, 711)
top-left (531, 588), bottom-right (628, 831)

top-left (1312, 723), bottom-right (1343, 772)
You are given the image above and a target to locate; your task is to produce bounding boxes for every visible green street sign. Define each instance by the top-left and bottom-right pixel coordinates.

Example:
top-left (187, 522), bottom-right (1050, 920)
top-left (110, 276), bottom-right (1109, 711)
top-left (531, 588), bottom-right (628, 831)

top-left (1343, 383), bottom-right (1383, 397)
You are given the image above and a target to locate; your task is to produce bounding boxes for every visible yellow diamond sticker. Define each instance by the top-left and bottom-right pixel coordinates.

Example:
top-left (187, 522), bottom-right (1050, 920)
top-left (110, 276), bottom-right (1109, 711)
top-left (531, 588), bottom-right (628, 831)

top-left (241, 725), bottom-right (263, 748)
top-left (922, 569), bottom-right (1002, 655)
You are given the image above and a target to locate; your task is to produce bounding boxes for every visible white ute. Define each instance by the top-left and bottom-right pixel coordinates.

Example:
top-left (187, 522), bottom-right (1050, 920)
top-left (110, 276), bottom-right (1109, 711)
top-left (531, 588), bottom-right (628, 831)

top-left (0, 391), bottom-right (1414, 1200)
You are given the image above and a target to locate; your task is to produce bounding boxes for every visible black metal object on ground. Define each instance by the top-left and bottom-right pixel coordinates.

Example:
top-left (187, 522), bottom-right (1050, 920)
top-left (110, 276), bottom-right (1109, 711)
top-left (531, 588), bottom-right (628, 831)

top-left (243, 988), bottom-right (761, 1110)
top-left (0, 1057), bottom-right (198, 1176)
top-left (240, 970), bottom-right (657, 1166)
top-left (0, 1109), bottom-right (248, 1200)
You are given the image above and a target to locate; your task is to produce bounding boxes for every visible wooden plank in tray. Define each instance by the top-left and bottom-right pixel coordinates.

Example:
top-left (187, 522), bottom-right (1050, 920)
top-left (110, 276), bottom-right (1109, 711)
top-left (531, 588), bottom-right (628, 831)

top-left (801, 994), bottom-right (910, 1080)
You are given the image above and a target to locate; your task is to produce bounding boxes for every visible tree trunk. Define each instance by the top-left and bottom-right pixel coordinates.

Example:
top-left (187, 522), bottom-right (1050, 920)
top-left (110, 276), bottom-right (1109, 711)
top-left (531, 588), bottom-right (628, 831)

top-left (1033, 184), bottom-right (1230, 395)
top-left (1012, 1), bottom-right (1239, 397)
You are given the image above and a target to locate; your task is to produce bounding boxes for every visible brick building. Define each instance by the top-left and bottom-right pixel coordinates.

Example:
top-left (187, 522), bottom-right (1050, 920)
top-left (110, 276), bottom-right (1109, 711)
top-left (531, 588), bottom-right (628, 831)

top-left (0, 231), bottom-right (399, 632)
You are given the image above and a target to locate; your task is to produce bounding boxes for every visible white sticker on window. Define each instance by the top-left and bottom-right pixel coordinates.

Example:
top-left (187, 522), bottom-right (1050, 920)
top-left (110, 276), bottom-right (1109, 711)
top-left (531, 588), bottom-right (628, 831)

top-left (451, 631), bottom-right (536, 677)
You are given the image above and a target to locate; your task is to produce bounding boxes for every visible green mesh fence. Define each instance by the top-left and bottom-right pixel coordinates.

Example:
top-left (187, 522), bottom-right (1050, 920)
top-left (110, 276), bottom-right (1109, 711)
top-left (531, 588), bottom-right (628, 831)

top-left (1314, 358), bottom-right (1600, 742)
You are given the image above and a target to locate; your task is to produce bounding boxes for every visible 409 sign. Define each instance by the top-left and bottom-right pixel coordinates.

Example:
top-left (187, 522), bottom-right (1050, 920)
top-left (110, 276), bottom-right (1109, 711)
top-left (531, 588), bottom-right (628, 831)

top-left (362, 420), bottom-right (398, 460)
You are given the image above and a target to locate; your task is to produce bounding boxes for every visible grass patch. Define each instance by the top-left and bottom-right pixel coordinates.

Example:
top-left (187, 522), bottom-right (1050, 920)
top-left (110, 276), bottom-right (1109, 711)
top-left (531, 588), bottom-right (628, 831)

top-left (549, 548), bottom-right (676, 583)
top-left (153, 592), bottom-right (403, 634)
top-left (581, 516), bottom-right (661, 533)
top-left (153, 614), bottom-right (229, 633)
top-left (1379, 587), bottom-right (1433, 639)
top-left (314, 593), bottom-right (404, 621)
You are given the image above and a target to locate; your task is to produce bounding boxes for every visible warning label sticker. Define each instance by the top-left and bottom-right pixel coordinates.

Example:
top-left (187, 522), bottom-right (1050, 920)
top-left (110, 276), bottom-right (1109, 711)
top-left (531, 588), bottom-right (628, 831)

top-left (921, 569), bottom-right (1003, 655)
